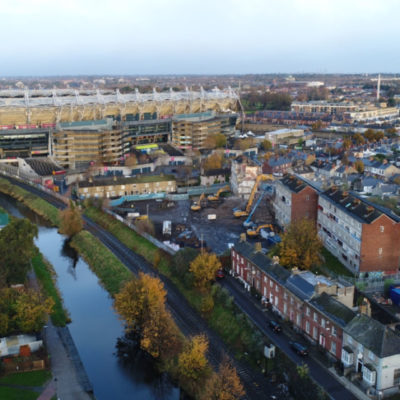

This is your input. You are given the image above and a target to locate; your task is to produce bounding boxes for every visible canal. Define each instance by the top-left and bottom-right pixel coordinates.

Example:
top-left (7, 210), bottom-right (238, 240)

top-left (0, 194), bottom-right (179, 400)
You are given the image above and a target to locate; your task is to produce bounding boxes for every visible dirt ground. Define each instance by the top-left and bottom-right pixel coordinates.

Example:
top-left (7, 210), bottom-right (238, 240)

top-left (121, 195), bottom-right (274, 254)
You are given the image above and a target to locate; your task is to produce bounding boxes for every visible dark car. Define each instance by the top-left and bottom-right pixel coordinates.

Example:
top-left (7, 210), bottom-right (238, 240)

top-left (289, 341), bottom-right (308, 356)
top-left (268, 320), bottom-right (282, 333)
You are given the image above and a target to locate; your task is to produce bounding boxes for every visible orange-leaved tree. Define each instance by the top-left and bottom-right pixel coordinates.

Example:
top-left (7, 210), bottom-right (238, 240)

top-left (189, 252), bottom-right (221, 291)
top-left (278, 218), bottom-right (321, 271)
top-left (59, 201), bottom-right (83, 238)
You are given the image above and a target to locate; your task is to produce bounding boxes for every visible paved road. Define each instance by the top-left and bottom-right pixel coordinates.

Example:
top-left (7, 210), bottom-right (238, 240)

top-left (221, 276), bottom-right (357, 400)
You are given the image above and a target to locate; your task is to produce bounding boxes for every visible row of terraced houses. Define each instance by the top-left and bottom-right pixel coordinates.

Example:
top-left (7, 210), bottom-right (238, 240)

top-left (231, 240), bottom-right (400, 397)
top-left (272, 174), bottom-right (400, 277)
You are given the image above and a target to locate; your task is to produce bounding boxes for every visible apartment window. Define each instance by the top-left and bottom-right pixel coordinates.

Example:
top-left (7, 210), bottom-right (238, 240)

top-left (290, 297), bottom-right (294, 305)
top-left (321, 318), bottom-right (326, 328)
top-left (313, 312), bottom-right (318, 322)
top-left (362, 366), bottom-right (376, 385)
top-left (331, 341), bottom-right (336, 354)
top-left (394, 369), bottom-right (400, 385)
top-left (380, 226), bottom-right (384, 233)
top-left (270, 280), bottom-right (273, 288)
top-left (283, 292), bottom-right (288, 300)
top-left (331, 326), bottom-right (337, 337)
top-left (274, 297), bottom-right (279, 307)
top-left (275, 284), bottom-right (279, 292)
top-left (305, 321), bottom-right (310, 334)
top-left (378, 248), bottom-right (383, 256)
top-left (306, 307), bottom-right (310, 316)
top-left (283, 303), bottom-right (287, 314)
top-left (296, 313), bottom-right (301, 326)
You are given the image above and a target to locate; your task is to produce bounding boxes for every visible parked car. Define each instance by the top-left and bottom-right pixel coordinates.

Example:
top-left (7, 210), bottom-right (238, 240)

top-left (216, 269), bottom-right (225, 279)
top-left (289, 341), bottom-right (308, 356)
top-left (268, 320), bottom-right (282, 333)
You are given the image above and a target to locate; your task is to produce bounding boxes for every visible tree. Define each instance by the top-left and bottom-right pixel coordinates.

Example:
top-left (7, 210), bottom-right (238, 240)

top-left (234, 138), bottom-right (255, 150)
top-left (342, 138), bottom-right (352, 150)
top-left (353, 133), bottom-right (365, 145)
top-left (354, 160), bottom-right (365, 174)
top-left (189, 252), bottom-right (222, 291)
top-left (202, 357), bottom-right (245, 400)
top-left (0, 218), bottom-right (38, 285)
top-left (261, 139), bottom-right (272, 151)
top-left (172, 248), bottom-right (199, 279)
top-left (311, 120), bottom-right (323, 132)
top-left (386, 127), bottom-right (397, 138)
top-left (135, 218), bottom-right (155, 236)
top-left (12, 289), bottom-right (54, 333)
top-left (364, 129), bottom-right (376, 142)
top-left (125, 153), bottom-right (138, 167)
top-left (203, 134), bottom-right (227, 149)
top-left (203, 153), bottom-right (223, 171)
top-left (215, 134), bottom-right (227, 148)
top-left (114, 273), bottom-right (182, 361)
top-left (278, 218), bottom-right (322, 271)
top-left (59, 202), bottom-right (83, 238)
top-left (177, 335), bottom-right (210, 386)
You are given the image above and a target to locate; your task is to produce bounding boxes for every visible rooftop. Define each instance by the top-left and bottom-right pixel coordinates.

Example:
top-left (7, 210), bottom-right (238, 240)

top-left (24, 158), bottom-right (64, 176)
top-left (345, 314), bottom-right (400, 358)
top-left (278, 174), bottom-right (310, 193)
top-left (78, 174), bottom-right (175, 188)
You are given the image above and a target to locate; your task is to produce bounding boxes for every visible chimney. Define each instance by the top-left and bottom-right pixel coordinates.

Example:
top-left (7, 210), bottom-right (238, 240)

top-left (272, 255), bottom-right (280, 265)
top-left (240, 233), bottom-right (246, 242)
top-left (254, 242), bottom-right (262, 253)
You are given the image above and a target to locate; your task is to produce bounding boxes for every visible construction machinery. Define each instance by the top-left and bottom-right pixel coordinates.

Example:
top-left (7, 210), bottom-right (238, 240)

top-left (243, 191), bottom-right (267, 228)
top-left (191, 192), bottom-right (205, 211)
top-left (208, 185), bottom-right (230, 201)
top-left (233, 174), bottom-right (274, 218)
top-left (247, 224), bottom-right (273, 237)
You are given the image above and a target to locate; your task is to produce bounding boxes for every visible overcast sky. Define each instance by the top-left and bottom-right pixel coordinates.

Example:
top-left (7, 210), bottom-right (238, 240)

top-left (1, 0), bottom-right (399, 76)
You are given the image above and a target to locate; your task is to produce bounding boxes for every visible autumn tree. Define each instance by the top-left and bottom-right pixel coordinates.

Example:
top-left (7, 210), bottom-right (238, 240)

top-left (342, 138), bottom-right (352, 150)
top-left (0, 218), bottom-right (38, 285)
top-left (203, 152), bottom-right (223, 171)
top-left (354, 160), bottom-right (365, 174)
top-left (189, 252), bottom-right (222, 291)
top-left (353, 133), bottom-right (365, 145)
top-left (114, 273), bottom-right (182, 361)
top-left (201, 357), bottom-right (245, 400)
top-left (261, 139), bottom-right (272, 151)
top-left (59, 202), bottom-right (83, 238)
top-left (177, 335), bottom-right (211, 395)
top-left (278, 218), bottom-right (322, 271)
top-left (125, 153), bottom-right (138, 167)
top-left (12, 289), bottom-right (54, 333)
top-left (204, 134), bottom-right (227, 149)
top-left (234, 138), bottom-right (255, 150)
top-left (135, 218), bottom-right (155, 236)
top-left (311, 120), bottom-right (323, 131)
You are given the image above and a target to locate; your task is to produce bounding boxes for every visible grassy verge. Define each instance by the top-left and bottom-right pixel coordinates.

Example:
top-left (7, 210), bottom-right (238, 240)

top-left (71, 230), bottom-right (132, 295)
top-left (319, 247), bottom-right (352, 277)
top-left (31, 250), bottom-right (70, 327)
top-left (0, 370), bottom-right (51, 386)
top-left (0, 386), bottom-right (38, 400)
top-left (0, 178), bottom-right (60, 225)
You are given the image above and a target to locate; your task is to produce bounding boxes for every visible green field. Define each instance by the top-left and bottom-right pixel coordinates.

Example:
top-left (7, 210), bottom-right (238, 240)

top-left (0, 370), bottom-right (51, 387)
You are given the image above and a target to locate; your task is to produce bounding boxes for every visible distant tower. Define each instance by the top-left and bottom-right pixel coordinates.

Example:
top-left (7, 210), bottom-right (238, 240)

top-left (377, 73), bottom-right (381, 101)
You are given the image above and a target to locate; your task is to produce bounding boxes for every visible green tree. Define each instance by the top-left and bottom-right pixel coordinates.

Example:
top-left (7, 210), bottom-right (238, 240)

top-left (59, 202), bottom-right (83, 238)
top-left (0, 218), bottom-right (38, 285)
top-left (261, 140), bottom-right (273, 151)
top-left (278, 218), bottom-right (322, 271)
top-left (172, 248), bottom-right (199, 279)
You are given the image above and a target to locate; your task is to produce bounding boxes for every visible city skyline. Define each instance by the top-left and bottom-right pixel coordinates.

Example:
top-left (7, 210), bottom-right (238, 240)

top-left (1, 0), bottom-right (399, 76)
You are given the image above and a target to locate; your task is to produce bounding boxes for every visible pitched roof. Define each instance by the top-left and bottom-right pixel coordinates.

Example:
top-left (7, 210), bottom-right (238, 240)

top-left (309, 292), bottom-right (356, 328)
top-left (345, 314), bottom-right (400, 358)
top-left (233, 240), bottom-right (290, 284)
top-left (278, 175), bottom-right (309, 193)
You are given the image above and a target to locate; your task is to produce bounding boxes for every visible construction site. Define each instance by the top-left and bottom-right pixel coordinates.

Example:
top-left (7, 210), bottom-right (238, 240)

top-left (115, 176), bottom-right (278, 255)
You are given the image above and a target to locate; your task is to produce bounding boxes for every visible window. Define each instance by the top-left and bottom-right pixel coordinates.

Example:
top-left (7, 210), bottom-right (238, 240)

top-left (275, 284), bottom-right (279, 293)
top-left (380, 226), bottom-right (384, 233)
top-left (306, 195), bottom-right (310, 201)
top-left (296, 314), bottom-right (301, 326)
top-left (306, 307), bottom-right (310, 316)
top-left (313, 327), bottom-right (318, 340)
top-left (331, 326), bottom-right (337, 337)
top-left (264, 276), bottom-right (267, 283)
top-left (290, 297), bottom-right (294, 305)
top-left (378, 248), bottom-right (383, 256)
top-left (283, 292), bottom-right (288, 300)
top-left (341, 349), bottom-right (354, 366)
top-left (331, 341), bottom-right (336, 354)
top-left (362, 366), bottom-right (376, 385)
top-left (394, 369), bottom-right (400, 385)
top-left (368, 351), bottom-right (375, 361)
top-left (306, 321), bottom-right (310, 334)
top-left (284, 303), bottom-right (287, 314)
top-left (270, 280), bottom-right (273, 288)
top-left (321, 318), bottom-right (326, 328)
top-left (313, 312), bottom-right (318, 322)
top-left (274, 297), bottom-right (279, 307)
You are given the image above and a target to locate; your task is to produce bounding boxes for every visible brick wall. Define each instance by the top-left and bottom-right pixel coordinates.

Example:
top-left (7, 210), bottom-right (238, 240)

top-left (360, 214), bottom-right (400, 273)
top-left (291, 186), bottom-right (318, 224)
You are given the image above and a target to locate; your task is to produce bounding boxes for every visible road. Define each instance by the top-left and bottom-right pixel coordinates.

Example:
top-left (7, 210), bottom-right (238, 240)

top-left (9, 177), bottom-right (357, 400)
top-left (222, 276), bottom-right (357, 400)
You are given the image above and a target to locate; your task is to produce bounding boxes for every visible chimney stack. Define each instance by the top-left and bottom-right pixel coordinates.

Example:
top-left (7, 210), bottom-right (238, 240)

top-left (254, 242), bottom-right (262, 253)
top-left (240, 233), bottom-right (246, 242)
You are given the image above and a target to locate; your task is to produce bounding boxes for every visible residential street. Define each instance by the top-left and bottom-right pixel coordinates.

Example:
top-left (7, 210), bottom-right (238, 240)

top-left (221, 276), bottom-right (358, 400)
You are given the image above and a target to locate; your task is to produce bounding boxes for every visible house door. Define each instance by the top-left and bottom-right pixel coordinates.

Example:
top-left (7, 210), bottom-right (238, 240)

top-left (357, 360), bottom-right (363, 373)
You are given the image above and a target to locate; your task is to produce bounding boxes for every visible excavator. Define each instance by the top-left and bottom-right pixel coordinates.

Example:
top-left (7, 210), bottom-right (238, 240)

top-left (208, 185), bottom-right (230, 201)
top-left (247, 224), bottom-right (273, 237)
top-left (243, 191), bottom-right (267, 228)
top-left (191, 192), bottom-right (205, 211)
top-left (233, 174), bottom-right (274, 218)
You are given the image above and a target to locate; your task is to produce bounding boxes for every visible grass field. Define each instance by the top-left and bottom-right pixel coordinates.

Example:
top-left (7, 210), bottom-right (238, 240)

top-left (31, 251), bottom-right (70, 326)
top-left (319, 247), bottom-right (353, 277)
top-left (0, 386), bottom-right (39, 400)
top-left (0, 370), bottom-right (51, 387)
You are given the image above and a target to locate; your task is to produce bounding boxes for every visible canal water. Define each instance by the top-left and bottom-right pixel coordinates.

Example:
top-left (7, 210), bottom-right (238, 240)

top-left (0, 194), bottom-right (179, 400)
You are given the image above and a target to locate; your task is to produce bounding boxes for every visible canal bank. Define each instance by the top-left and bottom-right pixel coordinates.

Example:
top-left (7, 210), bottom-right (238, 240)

top-left (0, 194), bottom-right (179, 400)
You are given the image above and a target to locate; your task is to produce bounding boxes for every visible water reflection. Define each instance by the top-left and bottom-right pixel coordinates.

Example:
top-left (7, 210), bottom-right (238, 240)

top-left (0, 193), bottom-right (180, 400)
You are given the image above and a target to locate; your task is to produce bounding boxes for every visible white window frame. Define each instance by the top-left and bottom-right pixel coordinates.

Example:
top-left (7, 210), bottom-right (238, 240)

top-left (362, 366), bottom-right (376, 385)
top-left (341, 349), bottom-right (354, 366)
